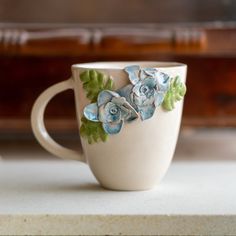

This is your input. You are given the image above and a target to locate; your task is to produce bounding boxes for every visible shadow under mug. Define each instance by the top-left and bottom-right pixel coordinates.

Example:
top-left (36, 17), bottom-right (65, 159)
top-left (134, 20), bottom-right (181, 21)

top-left (31, 61), bottom-right (187, 191)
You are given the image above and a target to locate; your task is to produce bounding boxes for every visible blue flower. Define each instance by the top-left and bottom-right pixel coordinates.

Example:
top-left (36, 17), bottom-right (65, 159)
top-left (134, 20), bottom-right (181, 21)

top-left (84, 90), bottom-right (138, 135)
top-left (118, 65), bottom-right (170, 120)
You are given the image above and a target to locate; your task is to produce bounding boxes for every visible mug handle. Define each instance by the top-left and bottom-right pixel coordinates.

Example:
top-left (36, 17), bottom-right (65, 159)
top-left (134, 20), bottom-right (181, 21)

top-left (31, 78), bottom-right (86, 162)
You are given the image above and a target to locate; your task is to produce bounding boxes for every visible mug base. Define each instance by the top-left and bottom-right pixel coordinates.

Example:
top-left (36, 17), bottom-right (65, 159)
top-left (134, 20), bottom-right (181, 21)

top-left (100, 183), bottom-right (158, 191)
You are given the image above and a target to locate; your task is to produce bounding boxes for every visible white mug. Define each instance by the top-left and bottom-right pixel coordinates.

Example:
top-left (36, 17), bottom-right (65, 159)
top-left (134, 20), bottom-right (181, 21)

top-left (31, 61), bottom-right (187, 191)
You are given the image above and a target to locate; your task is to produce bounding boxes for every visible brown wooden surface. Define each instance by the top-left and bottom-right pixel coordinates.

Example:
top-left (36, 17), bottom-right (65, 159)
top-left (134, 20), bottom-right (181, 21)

top-left (1, 24), bottom-right (236, 132)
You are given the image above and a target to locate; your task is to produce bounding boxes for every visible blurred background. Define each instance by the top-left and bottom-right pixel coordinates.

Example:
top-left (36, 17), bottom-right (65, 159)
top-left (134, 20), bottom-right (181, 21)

top-left (0, 0), bottom-right (236, 160)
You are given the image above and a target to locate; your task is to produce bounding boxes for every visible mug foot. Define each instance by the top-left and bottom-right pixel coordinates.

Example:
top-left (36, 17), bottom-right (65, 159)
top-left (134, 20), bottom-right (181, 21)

top-left (99, 183), bottom-right (158, 191)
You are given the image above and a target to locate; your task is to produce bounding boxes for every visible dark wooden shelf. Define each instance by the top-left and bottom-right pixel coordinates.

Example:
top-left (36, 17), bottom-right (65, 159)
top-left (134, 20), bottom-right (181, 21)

top-left (1, 23), bottom-right (236, 131)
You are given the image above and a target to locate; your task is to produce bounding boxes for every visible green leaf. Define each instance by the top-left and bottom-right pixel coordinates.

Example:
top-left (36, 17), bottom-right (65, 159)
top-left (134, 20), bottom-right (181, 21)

top-left (80, 70), bottom-right (90, 83)
top-left (162, 76), bottom-right (186, 111)
top-left (80, 116), bottom-right (108, 144)
top-left (80, 69), bottom-right (115, 102)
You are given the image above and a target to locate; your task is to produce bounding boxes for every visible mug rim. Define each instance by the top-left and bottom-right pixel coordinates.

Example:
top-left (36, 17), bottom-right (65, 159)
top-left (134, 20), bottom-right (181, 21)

top-left (72, 61), bottom-right (187, 70)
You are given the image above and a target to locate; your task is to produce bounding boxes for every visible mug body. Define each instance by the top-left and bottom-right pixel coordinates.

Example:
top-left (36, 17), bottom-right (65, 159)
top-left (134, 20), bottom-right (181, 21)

top-left (72, 62), bottom-right (187, 190)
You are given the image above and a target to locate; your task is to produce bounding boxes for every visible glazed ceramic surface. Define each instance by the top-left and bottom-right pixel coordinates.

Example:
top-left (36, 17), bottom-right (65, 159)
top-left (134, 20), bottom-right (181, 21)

top-left (31, 62), bottom-right (187, 190)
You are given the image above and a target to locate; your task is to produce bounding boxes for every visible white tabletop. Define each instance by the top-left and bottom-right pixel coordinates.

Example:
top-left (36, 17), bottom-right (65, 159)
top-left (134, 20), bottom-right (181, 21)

top-left (0, 160), bottom-right (236, 235)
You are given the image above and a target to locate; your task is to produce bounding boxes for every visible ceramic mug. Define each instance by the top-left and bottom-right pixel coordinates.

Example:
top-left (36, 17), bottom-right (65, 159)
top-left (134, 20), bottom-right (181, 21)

top-left (31, 61), bottom-right (187, 191)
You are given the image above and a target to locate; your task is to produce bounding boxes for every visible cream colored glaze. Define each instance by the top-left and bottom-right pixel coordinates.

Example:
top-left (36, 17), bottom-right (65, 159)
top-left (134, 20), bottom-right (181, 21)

top-left (31, 62), bottom-right (187, 190)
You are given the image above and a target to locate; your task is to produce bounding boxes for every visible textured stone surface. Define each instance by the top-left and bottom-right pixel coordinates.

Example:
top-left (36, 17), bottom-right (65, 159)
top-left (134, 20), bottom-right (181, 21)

top-left (0, 160), bottom-right (236, 235)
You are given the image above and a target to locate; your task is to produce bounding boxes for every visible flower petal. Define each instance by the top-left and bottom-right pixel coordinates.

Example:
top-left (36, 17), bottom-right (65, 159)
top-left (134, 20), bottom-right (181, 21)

top-left (102, 120), bottom-right (123, 134)
top-left (124, 108), bottom-right (139, 122)
top-left (154, 92), bottom-right (165, 107)
top-left (111, 96), bottom-right (126, 106)
top-left (132, 81), bottom-right (143, 96)
top-left (98, 104), bottom-right (107, 123)
top-left (124, 65), bottom-right (140, 85)
top-left (133, 93), bottom-right (154, 107)
top-left (140, 68), bottom-right (158, 80)
top-left (83, 103), bottom-right (99, 122)
top-left (97, 90), bottom-right (119, 106)
top-left (126, 110), bottom-right (139, 122)
top-left (157, 72), bottom-right (170, 91)
top-left (118, 84), bottom-right (139, 111)
top-left (118, 84), bottom-right (132, 97)
top-left (117, 84), bottom-right (133, 104)
top-left (119, 101), bottom-right (139, 122)
top-left (138, 104), bottom-right (156, 120)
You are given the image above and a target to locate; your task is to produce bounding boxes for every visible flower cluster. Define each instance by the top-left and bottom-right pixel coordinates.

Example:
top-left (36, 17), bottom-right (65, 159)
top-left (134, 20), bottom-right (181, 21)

top-left (84, 90), bottom-right (138, 135)
top-left (118, 65), bottom-right (170, 120)
top-left (82, 65), bottom-right (185, 140)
